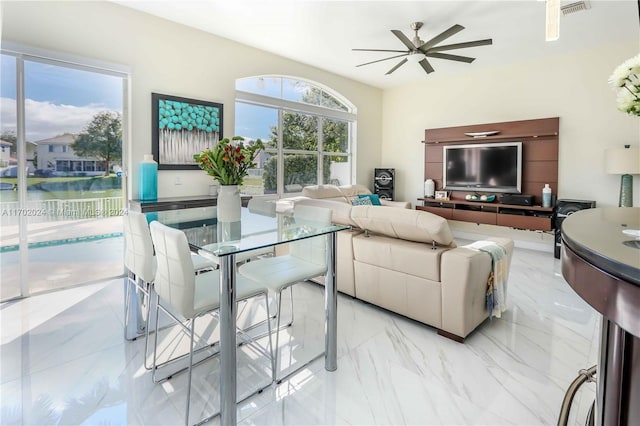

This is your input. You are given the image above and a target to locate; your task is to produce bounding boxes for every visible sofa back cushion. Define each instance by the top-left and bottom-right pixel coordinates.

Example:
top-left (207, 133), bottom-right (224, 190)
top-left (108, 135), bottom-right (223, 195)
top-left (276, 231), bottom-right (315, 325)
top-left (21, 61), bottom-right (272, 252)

top-left (295, 198), bottom-right (358, 227)
top-left (302, 184), bottom-right (349, 203)
top-left (338, 184), bottom-right (372, 204)
top-left (350, 205), bottom-right (456, 247)
top-left (338, 184), bottom-right (371, 197)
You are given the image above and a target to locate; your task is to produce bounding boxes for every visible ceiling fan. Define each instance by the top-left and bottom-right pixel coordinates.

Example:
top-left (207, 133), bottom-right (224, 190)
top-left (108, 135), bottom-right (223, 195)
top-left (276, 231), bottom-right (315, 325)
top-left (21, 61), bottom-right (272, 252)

top-left (353, 22), bottom-right (492, 75)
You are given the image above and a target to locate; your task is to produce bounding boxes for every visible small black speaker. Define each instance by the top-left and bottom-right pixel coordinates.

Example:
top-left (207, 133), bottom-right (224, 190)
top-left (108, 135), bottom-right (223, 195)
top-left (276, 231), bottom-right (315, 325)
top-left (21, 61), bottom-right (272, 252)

top-left (555, 199), bottom-right (597, 228)
top-left (554, 199), bottom-right (596, 258)
top-left (499, 194), bottom-right (535, 206)
top-left (374, 168), bottom-right (394, 200)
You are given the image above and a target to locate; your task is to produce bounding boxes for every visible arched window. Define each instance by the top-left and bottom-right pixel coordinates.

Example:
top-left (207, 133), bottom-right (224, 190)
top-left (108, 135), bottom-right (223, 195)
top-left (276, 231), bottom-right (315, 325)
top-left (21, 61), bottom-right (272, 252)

top-left (235, 76), bottom-right (356, 196)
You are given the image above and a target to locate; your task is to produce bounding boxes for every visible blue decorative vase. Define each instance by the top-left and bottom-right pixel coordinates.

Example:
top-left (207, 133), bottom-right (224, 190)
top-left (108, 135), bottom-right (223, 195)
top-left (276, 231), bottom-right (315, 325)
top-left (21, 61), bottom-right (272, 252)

top-left (139, 154), bottom-right (158, 201)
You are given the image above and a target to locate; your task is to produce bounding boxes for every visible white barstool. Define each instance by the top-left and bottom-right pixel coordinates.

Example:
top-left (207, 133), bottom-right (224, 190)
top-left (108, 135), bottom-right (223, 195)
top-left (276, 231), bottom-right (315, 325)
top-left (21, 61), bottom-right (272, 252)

top-left (149, 221), bottom-right (274, 426)
top-left (123, 210), bottom-right (215, 368)
top-left (238, 205), bottom-right (332, 382)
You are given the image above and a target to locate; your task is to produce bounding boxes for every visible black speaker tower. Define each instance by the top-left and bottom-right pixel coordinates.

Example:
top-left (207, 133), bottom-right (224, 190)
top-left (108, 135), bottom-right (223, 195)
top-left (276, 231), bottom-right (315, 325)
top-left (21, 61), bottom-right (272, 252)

top-left (374, 168), bottom-right (394, 200)
top-left (554, 199), bottom-right (596, 259)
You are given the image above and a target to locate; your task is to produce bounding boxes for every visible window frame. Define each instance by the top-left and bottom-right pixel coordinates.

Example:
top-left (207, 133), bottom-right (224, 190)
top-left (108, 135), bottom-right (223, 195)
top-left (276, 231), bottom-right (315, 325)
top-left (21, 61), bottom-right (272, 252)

top-left (235, 76), bottom-right (356, 197)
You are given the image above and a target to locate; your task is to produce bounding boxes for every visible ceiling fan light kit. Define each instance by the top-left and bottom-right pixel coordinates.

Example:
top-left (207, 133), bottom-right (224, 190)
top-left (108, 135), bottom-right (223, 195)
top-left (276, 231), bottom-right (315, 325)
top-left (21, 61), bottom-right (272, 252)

top-left (407, 51), bottom-right (426, 63)
top-left (353, 21), bottom-right (492, 76)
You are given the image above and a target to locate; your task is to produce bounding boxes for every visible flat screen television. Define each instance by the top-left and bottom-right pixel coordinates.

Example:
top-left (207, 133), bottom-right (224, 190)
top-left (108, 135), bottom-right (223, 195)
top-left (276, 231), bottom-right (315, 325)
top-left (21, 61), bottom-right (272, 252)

top-left (443, 142), bottom-right (522, 193)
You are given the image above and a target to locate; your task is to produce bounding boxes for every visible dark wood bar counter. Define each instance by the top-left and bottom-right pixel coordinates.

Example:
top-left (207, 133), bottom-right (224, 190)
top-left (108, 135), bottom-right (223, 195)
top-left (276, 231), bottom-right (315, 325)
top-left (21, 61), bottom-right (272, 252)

top-left (561, 207), bottom-right (640, 426)
top-left (128, 195), bottom-right (252, 213)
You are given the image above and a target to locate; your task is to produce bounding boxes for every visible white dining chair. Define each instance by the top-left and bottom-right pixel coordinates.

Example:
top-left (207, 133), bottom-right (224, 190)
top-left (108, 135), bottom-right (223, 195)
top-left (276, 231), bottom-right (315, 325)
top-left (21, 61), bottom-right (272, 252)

top-left (123, 210), bottom-right (215, 369)
top-left (238, 204), bottom-right (332, 382)
top-left (149, 221), bottom-right (274, 426)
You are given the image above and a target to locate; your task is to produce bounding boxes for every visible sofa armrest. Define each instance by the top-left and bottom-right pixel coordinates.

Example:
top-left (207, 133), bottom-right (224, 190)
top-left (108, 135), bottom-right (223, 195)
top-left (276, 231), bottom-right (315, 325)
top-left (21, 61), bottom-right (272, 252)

top-left (380, 199), bottom-right (411, 209)
top-left (439, 237), bottom-right (513, 339)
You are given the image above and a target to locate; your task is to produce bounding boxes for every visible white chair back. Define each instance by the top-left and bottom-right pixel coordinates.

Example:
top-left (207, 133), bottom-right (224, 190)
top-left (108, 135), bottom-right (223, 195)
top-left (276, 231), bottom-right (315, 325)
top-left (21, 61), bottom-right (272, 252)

top-left (123, 211), bottom-right (156, 283)
top-left (247, 195), bottom-right (277, 217)
top-left (149, 221), bottom-right (198, 319)
top-left (290, 205), bottom-right (332, 268)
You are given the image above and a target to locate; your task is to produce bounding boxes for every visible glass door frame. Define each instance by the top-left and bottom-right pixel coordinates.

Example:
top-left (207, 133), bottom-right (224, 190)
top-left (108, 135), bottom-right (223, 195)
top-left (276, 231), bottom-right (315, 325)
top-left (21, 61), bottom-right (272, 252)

top-left (0, 43), bottom-right (131, 301)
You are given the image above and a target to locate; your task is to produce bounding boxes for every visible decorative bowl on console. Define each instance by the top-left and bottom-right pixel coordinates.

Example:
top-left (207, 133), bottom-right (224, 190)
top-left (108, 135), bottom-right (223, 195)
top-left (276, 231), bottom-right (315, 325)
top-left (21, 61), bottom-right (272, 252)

top-left (465, 194), bottom-right (496, 202)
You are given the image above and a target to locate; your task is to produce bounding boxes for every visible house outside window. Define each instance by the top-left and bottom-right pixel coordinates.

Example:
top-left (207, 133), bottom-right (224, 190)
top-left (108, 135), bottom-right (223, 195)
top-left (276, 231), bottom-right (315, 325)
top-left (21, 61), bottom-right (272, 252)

top-left (55, 160), bottom-right (70, 171)
top-left (235, 76), bottom-right (356, 196)
top-left (0, 140), bottom-right (11, 167)
top-left (35, 133), bottom-right (105, 176)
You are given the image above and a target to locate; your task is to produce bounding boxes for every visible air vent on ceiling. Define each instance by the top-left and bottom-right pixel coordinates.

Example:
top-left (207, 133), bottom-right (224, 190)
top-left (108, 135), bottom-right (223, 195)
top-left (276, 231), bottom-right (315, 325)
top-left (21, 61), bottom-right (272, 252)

top-left (561, 1), bottom-right (590, 15)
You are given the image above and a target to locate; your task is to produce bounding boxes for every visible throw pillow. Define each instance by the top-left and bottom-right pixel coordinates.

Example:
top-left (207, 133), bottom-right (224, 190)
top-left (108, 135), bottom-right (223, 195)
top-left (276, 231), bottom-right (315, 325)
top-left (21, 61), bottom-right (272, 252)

top-left (351, 197), bottom-right (373, 206)
top-left (358, 193), bottom-right (382, 206)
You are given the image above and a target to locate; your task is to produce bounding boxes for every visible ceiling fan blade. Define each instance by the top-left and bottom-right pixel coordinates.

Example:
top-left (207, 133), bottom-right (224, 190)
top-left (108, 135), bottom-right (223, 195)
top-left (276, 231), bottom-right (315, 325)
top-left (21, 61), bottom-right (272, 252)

top-left (426, 52), bottom-right (476, 63)
top-left (427, 39), bottom-right (493, 52)
top-left (418, 58), bottom-right (435, 74)
top-left (352, 48), bottom-right (409, 53)
top-left (385, 58), bottom-right (409, 75)
top-left (356, 53), bottom-right (409, 68)
top-left (391, 29), bottom-right (417, 50)
top-left (418, 24), bottom-right (465, 51)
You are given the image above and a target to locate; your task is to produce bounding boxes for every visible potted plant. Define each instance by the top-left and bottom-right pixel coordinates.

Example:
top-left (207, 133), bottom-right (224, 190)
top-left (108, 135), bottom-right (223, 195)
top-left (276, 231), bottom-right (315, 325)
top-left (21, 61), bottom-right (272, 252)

top-left (193, 136), bottom-right (264, 186)
top-left (194, 136), bottom-right (264, 221)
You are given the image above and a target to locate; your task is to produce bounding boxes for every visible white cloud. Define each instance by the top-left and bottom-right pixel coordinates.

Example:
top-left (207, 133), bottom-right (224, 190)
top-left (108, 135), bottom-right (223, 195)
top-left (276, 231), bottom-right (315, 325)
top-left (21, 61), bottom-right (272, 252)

top-left (0, 97), bottom-right (114, 142)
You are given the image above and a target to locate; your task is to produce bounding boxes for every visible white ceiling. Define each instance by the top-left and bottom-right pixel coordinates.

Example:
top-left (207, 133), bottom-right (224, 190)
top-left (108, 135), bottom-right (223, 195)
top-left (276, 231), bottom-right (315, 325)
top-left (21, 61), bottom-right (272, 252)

top-left (114, 0), bottom-right (639, 89)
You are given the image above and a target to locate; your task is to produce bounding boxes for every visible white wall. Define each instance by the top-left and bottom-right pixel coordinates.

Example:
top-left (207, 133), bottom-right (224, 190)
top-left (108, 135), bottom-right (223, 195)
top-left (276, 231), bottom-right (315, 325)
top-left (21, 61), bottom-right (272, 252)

top-left (382, 41), bottom-right (639, 245)
top-left (1, 1), bottom-right (383, 198)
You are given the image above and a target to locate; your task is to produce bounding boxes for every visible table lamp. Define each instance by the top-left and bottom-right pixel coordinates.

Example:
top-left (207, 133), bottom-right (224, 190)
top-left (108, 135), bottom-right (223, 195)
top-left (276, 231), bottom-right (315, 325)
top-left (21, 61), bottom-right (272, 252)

top-left (605, 145), bottom-right (640, 207)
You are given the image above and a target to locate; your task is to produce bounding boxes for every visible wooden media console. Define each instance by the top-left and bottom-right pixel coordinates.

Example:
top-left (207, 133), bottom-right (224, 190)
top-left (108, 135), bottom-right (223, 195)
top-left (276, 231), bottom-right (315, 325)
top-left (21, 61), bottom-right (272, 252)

top-left (420, 117), bottom-right (559, 231)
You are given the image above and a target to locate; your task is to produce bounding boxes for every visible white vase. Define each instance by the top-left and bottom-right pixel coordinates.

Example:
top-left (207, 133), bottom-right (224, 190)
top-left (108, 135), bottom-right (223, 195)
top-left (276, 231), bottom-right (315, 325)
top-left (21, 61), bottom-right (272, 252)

top-left (217, 184), bottom-right (241, 222)
top-left (424, 179), bottom-right (435, 197)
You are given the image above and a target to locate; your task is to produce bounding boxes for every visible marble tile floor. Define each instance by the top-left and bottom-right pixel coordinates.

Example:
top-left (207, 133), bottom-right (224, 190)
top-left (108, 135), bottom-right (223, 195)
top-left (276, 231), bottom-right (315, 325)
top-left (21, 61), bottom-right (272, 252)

top-left (0, 245), bottom-right (599, 425)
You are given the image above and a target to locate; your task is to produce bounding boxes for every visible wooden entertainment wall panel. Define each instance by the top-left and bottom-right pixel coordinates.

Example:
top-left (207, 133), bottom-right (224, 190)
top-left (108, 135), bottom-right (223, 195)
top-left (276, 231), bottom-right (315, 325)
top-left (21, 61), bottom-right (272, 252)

top-left (420, 117), bottom-right (559, 231)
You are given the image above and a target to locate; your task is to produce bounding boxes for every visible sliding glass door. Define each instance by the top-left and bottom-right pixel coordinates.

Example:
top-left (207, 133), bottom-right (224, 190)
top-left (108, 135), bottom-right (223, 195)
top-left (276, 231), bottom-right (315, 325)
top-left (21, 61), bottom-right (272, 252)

top-left (0, 51), bottom-right (128, 301)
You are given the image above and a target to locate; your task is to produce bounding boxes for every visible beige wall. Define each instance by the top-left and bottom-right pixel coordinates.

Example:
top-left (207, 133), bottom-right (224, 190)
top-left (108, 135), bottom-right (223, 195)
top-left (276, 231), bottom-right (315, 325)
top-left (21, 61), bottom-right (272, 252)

top-left (382, 41), bottom-right (639, 245)
top-left (1, 1), bottom-right (383, 198)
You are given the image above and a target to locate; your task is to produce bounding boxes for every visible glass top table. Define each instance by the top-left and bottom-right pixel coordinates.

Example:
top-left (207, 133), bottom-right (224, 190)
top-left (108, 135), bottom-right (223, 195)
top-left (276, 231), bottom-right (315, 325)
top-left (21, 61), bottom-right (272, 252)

top-left (148, 205), bottom-right (349, 425)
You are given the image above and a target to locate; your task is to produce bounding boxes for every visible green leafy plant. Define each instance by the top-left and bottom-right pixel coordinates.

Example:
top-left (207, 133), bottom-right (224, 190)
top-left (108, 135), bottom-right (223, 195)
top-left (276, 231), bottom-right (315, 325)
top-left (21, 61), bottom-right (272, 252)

top-left (193, 136), bottom-right (264, 185)
top-left (72, 111), bottom-right (122, 176)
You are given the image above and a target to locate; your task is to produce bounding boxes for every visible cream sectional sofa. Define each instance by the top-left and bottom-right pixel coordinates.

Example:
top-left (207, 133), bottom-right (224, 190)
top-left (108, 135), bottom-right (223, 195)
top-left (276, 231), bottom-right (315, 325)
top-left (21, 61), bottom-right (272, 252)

top-left (283, 184), bottom-right (514, 342)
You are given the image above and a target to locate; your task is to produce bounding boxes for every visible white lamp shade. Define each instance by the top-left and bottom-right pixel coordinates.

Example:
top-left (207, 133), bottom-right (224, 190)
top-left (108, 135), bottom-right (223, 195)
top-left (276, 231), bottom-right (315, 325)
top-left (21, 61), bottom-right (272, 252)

top-left (605, 148), bottom-right (640, 175)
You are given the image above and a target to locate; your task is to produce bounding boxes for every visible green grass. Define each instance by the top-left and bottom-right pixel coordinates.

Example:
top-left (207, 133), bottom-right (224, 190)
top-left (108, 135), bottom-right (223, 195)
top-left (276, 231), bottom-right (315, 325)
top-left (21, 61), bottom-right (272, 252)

top-left (0, 174), bottom-right (116, 185)
top-left (242, 176), bottom-right (264, 186)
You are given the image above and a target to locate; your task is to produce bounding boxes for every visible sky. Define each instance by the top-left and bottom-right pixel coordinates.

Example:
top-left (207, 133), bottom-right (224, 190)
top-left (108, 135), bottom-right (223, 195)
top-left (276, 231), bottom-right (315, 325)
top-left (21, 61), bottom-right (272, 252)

top-left (1, 55), bottom-right (123, 142)
top-left (234, 102), bottom-right (276, 142)
top-left (0, 56), bottom-right (347, 146)
top-left (1, 57), bottom-right (278, 144)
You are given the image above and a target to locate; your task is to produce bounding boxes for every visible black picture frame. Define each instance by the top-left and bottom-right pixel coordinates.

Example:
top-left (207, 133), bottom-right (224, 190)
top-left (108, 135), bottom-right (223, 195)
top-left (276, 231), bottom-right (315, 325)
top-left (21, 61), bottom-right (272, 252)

top-left (151, 93), bottom-right (223, 170)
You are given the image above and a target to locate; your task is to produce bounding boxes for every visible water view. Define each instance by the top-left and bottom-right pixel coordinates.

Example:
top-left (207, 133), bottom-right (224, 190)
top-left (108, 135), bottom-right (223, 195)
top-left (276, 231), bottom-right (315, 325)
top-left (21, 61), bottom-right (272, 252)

top-left (0, 175), bottom-right (122, 202)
